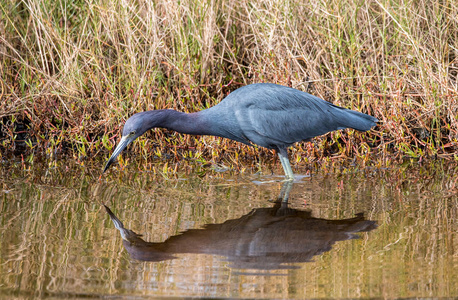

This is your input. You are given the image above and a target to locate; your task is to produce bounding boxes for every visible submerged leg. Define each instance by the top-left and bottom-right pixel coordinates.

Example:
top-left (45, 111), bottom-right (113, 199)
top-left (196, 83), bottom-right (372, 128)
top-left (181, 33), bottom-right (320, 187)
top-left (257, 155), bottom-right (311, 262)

top-left (277, 148), bottom-right (294, 181)
top-left (278, 180), bottom-right (293, 203)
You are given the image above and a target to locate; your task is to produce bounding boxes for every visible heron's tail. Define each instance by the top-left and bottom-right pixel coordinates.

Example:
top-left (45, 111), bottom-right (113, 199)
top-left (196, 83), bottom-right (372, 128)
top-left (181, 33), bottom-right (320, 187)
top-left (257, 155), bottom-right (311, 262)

top-left (332, 106), bottom-right (378, 132)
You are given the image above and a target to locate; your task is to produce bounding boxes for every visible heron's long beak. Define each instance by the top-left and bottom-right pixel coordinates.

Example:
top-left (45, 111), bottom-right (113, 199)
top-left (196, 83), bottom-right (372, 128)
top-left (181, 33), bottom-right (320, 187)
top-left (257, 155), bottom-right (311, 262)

top-left (103, 135), bottom-right (132, 173)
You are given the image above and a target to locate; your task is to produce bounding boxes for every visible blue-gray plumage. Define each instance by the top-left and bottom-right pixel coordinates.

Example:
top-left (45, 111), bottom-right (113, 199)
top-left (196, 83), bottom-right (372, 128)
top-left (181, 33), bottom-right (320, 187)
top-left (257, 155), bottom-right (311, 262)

top-left (103, 83), bottom-right (378, 179)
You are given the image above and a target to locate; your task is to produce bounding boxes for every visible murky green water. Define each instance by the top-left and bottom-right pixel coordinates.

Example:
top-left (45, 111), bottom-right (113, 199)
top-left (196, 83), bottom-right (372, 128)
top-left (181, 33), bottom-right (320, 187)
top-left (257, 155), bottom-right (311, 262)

top-left (0, 160), bottom-right (457, 299)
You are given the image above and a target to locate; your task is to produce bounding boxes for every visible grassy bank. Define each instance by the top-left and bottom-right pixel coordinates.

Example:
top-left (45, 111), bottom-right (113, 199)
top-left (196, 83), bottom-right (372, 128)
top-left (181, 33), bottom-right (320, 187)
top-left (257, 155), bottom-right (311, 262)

top-left (1, 0), bottom-right (458, 172)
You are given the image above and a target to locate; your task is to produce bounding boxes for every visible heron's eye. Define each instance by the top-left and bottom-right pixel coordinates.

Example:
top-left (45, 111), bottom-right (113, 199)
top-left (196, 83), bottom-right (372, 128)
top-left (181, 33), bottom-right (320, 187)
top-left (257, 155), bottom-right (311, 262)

top-left (130, 131), bottom-right (136, 136)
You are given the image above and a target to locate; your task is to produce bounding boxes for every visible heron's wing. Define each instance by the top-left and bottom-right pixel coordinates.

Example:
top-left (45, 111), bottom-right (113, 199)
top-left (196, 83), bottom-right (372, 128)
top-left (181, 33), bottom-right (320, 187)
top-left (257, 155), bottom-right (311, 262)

top-left (223, 83), bottom-right (376, 149)
top-left (234, 88), bottom-right (341, 148)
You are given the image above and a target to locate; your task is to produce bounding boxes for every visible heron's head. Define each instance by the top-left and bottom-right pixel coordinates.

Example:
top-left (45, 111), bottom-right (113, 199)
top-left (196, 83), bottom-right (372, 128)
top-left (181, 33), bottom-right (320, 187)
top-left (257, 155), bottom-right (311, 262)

top-left (103, 113), bottom-right (150, 173)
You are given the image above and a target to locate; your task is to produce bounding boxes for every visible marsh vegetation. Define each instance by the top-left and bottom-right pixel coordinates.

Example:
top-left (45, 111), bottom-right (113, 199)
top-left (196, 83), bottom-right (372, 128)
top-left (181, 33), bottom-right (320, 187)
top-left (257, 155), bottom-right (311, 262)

top-left (1, 0), bottom-right (458, 173)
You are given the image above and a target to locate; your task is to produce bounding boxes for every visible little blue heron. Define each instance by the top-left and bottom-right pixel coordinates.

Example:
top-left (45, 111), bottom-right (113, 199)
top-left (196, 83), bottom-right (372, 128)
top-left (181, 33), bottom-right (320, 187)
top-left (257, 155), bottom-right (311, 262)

top-left (103, 83), bottom-right (378, 179)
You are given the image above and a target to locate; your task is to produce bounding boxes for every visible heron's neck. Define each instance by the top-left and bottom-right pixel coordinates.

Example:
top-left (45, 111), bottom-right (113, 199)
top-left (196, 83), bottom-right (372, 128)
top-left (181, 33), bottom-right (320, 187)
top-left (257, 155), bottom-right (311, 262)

top-left (148, 109), bottom-right (212, 135)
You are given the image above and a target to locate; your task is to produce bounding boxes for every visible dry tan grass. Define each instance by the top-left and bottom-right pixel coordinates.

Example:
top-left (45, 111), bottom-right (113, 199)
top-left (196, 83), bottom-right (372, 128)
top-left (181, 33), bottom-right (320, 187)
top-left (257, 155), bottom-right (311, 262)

top-left (1, 0), bottom-right (458, 167)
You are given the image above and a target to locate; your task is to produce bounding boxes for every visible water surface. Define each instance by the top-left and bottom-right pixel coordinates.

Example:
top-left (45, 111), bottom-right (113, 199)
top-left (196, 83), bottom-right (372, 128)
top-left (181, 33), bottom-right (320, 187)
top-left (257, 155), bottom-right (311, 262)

top-left (0, 161), bottom-right (456, 298)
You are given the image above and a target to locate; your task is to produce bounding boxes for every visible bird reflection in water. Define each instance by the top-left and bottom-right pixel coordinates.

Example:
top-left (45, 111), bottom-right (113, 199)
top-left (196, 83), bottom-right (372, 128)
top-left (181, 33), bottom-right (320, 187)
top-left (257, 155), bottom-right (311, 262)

top-left (104, 187), bottom-right (377, 270)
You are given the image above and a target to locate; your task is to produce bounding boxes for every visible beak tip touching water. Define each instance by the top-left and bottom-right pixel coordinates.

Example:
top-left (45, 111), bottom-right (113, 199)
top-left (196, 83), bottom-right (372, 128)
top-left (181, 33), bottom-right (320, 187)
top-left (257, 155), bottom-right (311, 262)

top-left (102, 135), bottom-right (131, 174)
top-left (103, 153), bottom-right (119, 174)
top-left (102, 161), bottom-right (111, 174)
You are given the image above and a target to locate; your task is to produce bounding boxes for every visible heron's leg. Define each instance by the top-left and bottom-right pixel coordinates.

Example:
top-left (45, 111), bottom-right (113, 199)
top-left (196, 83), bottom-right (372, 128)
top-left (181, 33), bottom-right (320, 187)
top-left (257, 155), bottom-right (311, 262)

top-left (277, 148), bottom-right (294, 181)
